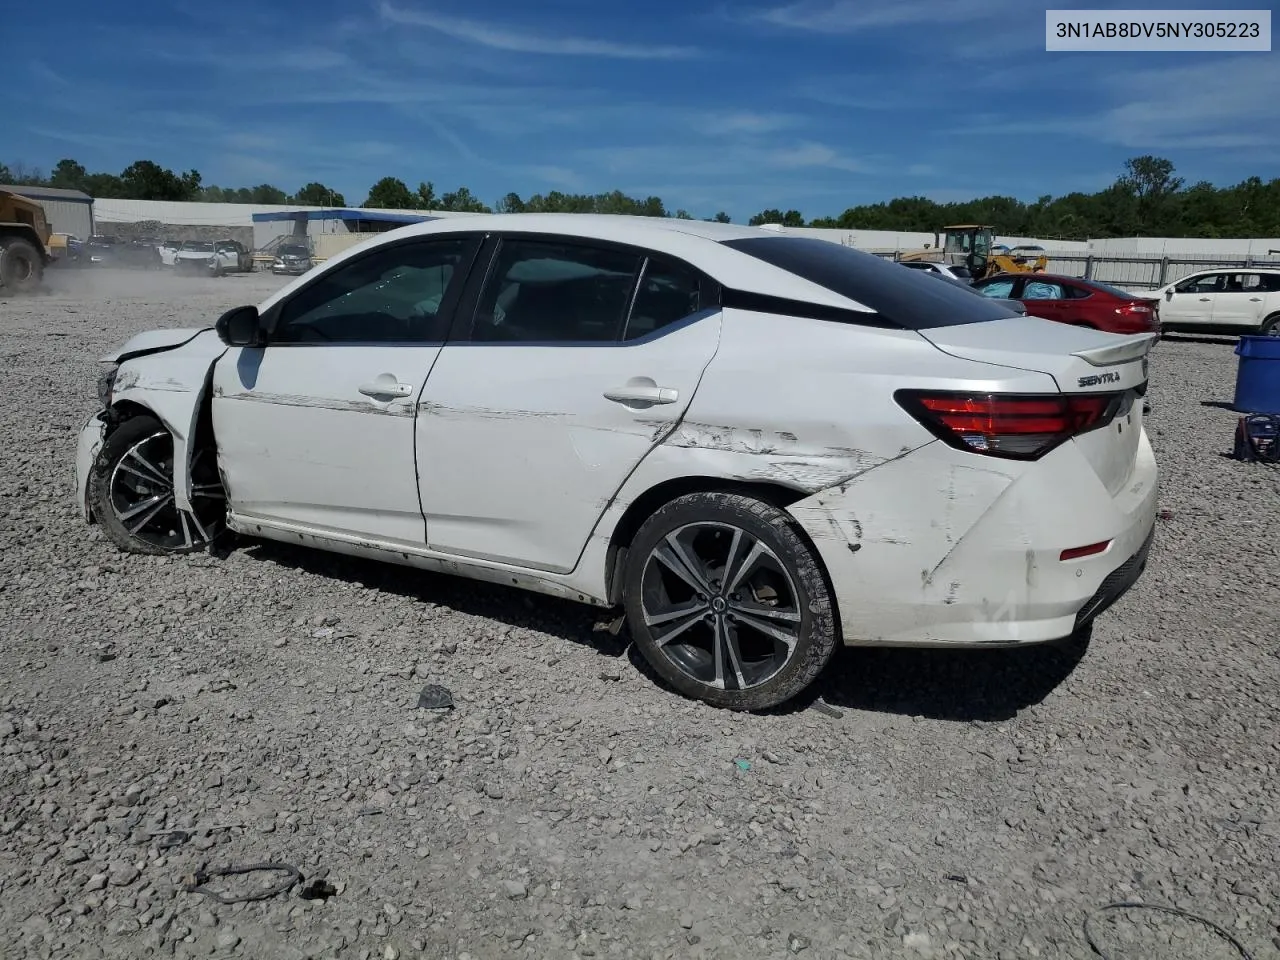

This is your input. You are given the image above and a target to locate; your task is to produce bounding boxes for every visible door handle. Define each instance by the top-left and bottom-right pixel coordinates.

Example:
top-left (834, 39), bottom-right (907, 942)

top-left (604, 383), bottom-right (679, 405)
top-left (358, 376), bottom-right (414, 399)
top-left (1250, 297), bottom-right (1263, 302)
top-left (1199, 297), bottom-right (1212, 301)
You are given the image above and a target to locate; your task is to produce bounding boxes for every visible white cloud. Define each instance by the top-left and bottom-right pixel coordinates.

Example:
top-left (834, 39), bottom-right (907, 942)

top-left (752, 0), bottom-right (1014, 32)
top-left (951, 56), bottom-right (1280, 151)
top-left (768, 142), bottom-right (867, 172)
top-left (700, 111), bottom-right (803, 135)
top-left (378, 2), bottom-right (700, 59)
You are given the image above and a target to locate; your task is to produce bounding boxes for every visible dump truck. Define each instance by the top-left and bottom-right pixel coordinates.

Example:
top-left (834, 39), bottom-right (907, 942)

top-left (0, 189), bottom-right (52, 295)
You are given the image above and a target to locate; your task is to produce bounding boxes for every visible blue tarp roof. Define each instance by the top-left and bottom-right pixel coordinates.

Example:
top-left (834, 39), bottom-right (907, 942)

top-left (252, 209), bottom-right (436, 223)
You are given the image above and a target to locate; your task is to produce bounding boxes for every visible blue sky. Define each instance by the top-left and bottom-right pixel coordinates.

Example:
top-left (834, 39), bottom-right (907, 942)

top-left (8, 0), bottom-right (1279, 221)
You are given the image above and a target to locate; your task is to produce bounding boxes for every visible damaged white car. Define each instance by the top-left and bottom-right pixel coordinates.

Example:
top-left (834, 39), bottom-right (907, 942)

top-left (76, 214), bottom-right (1159, 711)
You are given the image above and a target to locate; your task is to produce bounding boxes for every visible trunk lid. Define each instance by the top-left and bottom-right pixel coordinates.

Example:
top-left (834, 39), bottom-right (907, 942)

top-left (918, 317), bottom-right (1156, 495)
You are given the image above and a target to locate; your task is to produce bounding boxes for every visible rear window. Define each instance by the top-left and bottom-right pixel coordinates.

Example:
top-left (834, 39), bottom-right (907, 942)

top-left (721, 236), bottom-right (1020, 330)
top-left (1084, 279), bottom-right (1142, 299)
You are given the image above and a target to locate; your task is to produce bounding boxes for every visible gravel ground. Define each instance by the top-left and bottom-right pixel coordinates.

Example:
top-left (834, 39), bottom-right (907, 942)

top-left (1, 268), bottom-right (1278, 960)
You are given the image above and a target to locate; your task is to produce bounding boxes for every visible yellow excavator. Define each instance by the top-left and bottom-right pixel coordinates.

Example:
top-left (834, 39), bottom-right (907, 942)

top-left (897, 224), bottom-right (1048, 281)
top-left (0, 188), bottom-right (52, 295)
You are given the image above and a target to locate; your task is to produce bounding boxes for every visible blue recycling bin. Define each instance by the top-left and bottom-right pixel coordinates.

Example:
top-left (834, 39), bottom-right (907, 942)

top-left (1233, 335), bottom-right (1280, 414)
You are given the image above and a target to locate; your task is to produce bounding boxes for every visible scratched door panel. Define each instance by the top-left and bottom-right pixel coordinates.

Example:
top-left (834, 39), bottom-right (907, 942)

top-left (212, 343), bottom-right (440, 545)
top-left (416, 314), bottom-right (723, 575)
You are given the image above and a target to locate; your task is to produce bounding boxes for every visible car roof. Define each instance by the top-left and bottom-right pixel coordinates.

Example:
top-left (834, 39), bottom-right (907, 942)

top-left (260, 214), bottom-right (883, 315)
top-left (393, 212), bottom-right (774, 245)
top-left (1180, 267), bottom-right (1280, 274)
top-left (980, 272), bottom-right (1082, 284)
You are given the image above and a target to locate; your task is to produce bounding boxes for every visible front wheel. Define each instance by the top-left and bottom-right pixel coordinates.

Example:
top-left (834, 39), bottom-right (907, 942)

top-left (1261, 314), bottom-right (1280, 337)
top-left (0, 238), bottom-right (44, 295)
top-left (88, 414), bottom-right (227, 555)
top-left (622, 492), bottom-right (839, 711)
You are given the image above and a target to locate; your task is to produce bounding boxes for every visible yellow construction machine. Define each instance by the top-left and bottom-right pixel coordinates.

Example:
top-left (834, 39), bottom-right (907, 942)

top-left (0, 189), bottom-right (52, 295)
top-left (897, 224), bottom-right (1048, 281)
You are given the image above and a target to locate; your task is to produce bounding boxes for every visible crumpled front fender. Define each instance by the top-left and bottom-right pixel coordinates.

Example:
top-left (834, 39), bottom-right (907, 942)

top-left (104, 330), bottom-right (228, 511)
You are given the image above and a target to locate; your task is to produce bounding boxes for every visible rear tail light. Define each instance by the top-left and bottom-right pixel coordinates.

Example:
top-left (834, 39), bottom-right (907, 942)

top-left (895, 390), bottom-right (1123, 460)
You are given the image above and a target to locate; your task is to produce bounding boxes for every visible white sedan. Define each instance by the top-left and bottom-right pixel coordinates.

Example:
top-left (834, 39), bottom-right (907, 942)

top-left (75, 214), bottom-right (1159, 711)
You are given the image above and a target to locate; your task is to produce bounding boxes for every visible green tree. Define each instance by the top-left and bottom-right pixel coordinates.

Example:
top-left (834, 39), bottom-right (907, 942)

top-left (495, 192), bottom-right (526, 213)
top-left (674, 209), bottom-right (694, 220)
top-left (119, 160), bottom-right (201, 201)
top-left (363, 176), bottom-right (417, 209)
top-left (245, 184), bottom-right (287, 204)
top-left (748, 209), bottom-right (803, 226)
top-left (84, 172), bottom-right (125, 198)
top-left (712, 211), bottom-right (731, 223)
top-left (293, 182), bottom-right (346, 206)
top-left (415, 182), bottom-right (437, 209)
top-left (439, 186), bottom-right (491, 213)
top-left (49, 159), bottom-right (89, 192)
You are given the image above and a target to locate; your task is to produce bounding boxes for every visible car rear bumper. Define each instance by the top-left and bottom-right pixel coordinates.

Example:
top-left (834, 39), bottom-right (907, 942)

top-left (787, 430), bottom-right (1159, 648)
top-left (76, 411), bottom-right (108, 523)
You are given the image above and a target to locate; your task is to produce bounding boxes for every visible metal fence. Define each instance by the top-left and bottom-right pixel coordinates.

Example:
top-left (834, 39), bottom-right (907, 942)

top-left (875, 250), bottom-right (1280, 289)
top-left (1041, 254), bottom-right (1280, 289)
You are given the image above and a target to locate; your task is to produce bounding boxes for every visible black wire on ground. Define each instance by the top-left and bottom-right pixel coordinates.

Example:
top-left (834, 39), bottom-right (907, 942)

top-left (184, 862), bottom-right (302, 904)
top-left (1083, 901), bottom-right (1255, 960)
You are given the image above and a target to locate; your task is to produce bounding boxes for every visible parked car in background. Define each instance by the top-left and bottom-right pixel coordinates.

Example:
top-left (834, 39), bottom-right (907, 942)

top-left (973, 273), bottom-right (1161, 335)
top-left (1141, 268), bottom-right (1280, 336)
top-left (76, 214), bottom-right (1158, 712)
top-left (271, 241), bottom-right (314, 276)
top-left (174, 240), bottom-right (247, 277)
top-left (84, 235), bottom-right (163, 269)
top-left (918, 268), bottom-right (1027, 315)
top-left (158, 240), bottom-right (182, 267)
top-left (897, 260), bottom-right (975, 284)
top-left (217, 239), bottom-right (255, 273)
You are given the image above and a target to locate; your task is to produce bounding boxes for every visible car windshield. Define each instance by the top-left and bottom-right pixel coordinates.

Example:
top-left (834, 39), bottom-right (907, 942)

top-left (279, 246), bottom-right (309, 257)
top-left (721, 236), bottom-right (1020, 329)
top-left (185, 242), bottom-right (214, 252)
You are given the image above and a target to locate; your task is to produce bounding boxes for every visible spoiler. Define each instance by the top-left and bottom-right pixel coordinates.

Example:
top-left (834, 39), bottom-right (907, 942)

top-left (1071, 332), bottom-right (1158, 367)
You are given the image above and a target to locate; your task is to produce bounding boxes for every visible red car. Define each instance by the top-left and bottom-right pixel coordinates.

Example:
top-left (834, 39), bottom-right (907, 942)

top-left (971, 272), bottom-right (1162, 335)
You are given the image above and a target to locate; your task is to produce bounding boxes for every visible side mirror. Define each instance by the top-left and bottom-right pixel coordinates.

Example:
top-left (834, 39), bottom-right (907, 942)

top-left (1165, 289), bottom-right (1174, 301)
top-left (215, 305), bottom-right (264, 347)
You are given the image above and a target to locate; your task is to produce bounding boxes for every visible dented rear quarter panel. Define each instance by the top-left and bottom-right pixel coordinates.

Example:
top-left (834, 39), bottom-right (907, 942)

top-left (571, 309), bottom-right (1060, 610)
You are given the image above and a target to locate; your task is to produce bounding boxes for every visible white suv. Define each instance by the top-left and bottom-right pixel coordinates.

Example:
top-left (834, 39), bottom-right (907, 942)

top-left (1147, 268), bottom-right (1280, 336)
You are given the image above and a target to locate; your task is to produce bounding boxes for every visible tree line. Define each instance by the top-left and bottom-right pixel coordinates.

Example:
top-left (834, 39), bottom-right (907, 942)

top-left (4, 155), bottom-right (1278, 238)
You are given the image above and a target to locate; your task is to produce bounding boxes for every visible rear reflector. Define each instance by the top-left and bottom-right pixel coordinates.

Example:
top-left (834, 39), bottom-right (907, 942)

top-left (1060, 540), bottom-right (1111, 561)
top-left (895, 390), bottom-right (1122, 460)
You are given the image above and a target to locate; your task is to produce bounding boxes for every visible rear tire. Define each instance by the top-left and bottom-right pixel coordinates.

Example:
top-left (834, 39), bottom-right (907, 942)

top-left (1261, 313), bottom-right (1280, 337)
top-left (622, 492), bottom-right (839, 711)
top-left (88, 414), bottom-right (227, 555)
top-left (0, 238), bottom-right (44, 295)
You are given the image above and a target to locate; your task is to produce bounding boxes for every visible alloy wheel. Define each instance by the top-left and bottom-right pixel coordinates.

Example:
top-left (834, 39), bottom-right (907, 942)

top-left (639, 521), bottom-right (803, 691)
top-left (107, 431), bottom-right (225, 550)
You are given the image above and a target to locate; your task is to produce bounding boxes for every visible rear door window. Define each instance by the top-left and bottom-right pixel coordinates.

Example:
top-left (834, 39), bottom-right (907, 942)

top-left (624, 256), bottom-right (703, 340)
top-left (1022, 280), bottom-right (1065, 300)
top-left (976, 278), bottom-right (1018, 298)
top-left (469, 239), bottom-right (642, 343)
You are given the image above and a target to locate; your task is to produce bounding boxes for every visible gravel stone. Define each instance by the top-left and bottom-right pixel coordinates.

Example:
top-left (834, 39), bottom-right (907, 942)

top-left (0, 270), bottom-right (1275, 960)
